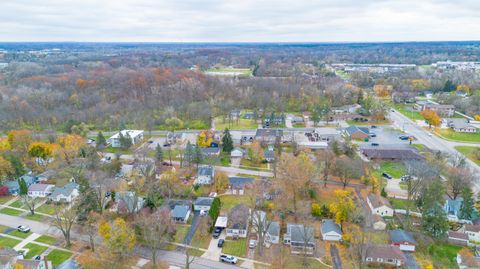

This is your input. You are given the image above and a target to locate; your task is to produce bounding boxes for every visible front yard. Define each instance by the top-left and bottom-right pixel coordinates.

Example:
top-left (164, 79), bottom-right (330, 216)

top-left (0, 207), bottom-right (23, 216)
top-left (0, 236), bottom-right (21, 248)
top-left (47, 249), bottom-right (73, 267)
top-left (222, 238), bottom-right (247, 257)
top-left (435, 128), bottom-right (480, 143)
top-left (455, 146), bottom-right (480, 165)
top-left (24, 243), bottom-right (48, 259)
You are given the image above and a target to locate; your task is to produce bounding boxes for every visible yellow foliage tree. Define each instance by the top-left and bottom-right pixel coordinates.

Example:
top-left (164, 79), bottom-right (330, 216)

top-left (456, 84), bottom-right (470, 95)
top-left (420, 109), bottom-right (441, 128)
top-left (373, 84), bottom-right (392, 97)
top-left (411, 79), bottom-right (430, 91)
top-left (474, 115), bottom-right (480, 121)
top-left (214, 171), bottom-right (229, 192)
top-left (0, 138), bottom-right (10, 152)
top-left (196, 130), bottom-right (213, 148)
top-left (329, 190), bottom-right (355, 225)
top-left (99, 218), bottom-right (136, 258)
top-left (7, 130), bottom-right (32, 158)
top-left (0, 156), bottom-right (13, 181)
top-left (57, 134), bottom-right (85, 164)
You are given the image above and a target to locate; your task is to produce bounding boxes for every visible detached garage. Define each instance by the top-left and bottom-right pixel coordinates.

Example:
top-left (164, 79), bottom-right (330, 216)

top-left (321, 219), bottom-right (342, 241)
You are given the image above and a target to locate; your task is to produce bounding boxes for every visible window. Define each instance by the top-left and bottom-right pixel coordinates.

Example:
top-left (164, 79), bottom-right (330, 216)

top-left (376, 258), bottom-right (383, 262)
top-left (366, 257), bottom-right (373, 262)
top-left (387, 259), bottom-right (394, 263)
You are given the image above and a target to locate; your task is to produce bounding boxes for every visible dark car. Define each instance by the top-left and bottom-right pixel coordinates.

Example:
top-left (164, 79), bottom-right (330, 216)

top-left (371, 125), bottom-right (377, 129)
top-left (213, 227), bottom-right (222, 238)
top-left (371, 143), bottom-right (379, 146)
top-left (399, 135), bottom-right (409, 140)
top-left (369, 133), bottom-right (377, 137)
top-left (147, 140), bottom-right (154, 144)
top-left (162, 161), bottom-right (173, 166)
top-left (217, 239), bottom-right (225, 247)
top-left (382, 172), bottom-right (393, 179)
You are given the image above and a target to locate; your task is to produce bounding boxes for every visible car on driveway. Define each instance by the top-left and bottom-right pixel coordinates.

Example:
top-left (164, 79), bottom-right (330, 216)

top-left (371, 125), bottom-right (377, 129)
top-left (249, 240), bottom-right (256, 249)
top-left (213, 227), bottom-right (222, 238)
top-left (371, 143), bottom-right (379, 146)
top-left (399, 135), bottom-right (409, 140)
top-left (220, 255), bottom-right (237, 264)
top-left (217, 239), bottom-right (224, 248)
top-left (17, 225), bottom-right (30, 233)
top-left (382, 172), bottom-right (393, 179)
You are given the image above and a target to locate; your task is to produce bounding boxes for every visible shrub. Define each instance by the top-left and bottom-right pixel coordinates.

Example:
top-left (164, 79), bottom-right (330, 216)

top-left (311, 203), bottom-right (321, 217)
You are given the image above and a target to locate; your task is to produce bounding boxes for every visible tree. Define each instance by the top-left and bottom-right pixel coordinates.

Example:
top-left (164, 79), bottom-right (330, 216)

top-left (249, 140), bottom-right (264, 164)
top-left (317, 149), bottom-right (335, 187)
top-left (51, 204), bottom-right (77, 247)
top-left (57, 134), bottom-right (85, 165)
top-left (333, 156), bottom-right (364, 188)
top-left (136, 208), bottom-right (175, 268)
top-left (165, 117), bottom-right (184, 134)
top-left (155, 144), bottom-right (163, 162)
top-left (5, 155), bottom-right (25, 179)
top-left (446, 167), bottom-right (473, 200)
top-left (7, 130), bottom-right (33, 158)
top-left (214, 171), bottom-right (229, 192)
top-left (184, 142), bottom-right (195, 167)
top-left (193, 145), bottom-right (203, 169)
top-left (158, 168), bottom-right (181, 200)
top-left (18, 178), bottom-right (37, 215)
top-left (460, 187), bottom-right (475, 221)
top-left (329, 189), bottom-right (356, 225)
top-left (421, 181), bottom-right (449, 238)
top-left (98, 218), bottom-right (136, 260)
top-left (28, 142), bottom-right (54, 167)
top-left (197, 130), bottom-right (213, 148)
top-left (222, 129), bottom-right (233, 154)
top-left (118, 132), bottom-right (132, 150)
top-left (443, 80), bottom-right (456, 92)
top-left (0, 156), bottom-right (13, 183)
top-left (420, 109), bottom-right (441, 128)
top-left (208, 197), bottom-right (221, 226)
top-left (96, 132), bottom-right (107, 150)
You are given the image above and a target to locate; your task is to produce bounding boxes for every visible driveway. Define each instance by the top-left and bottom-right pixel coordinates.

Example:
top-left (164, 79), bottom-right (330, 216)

top-left (201, 230), bottom-right (225, 261)
top-left (330, 244), bottom-right (343, 269)
top-left (404, 252), bottom-right (420, 269)
top-left (385, 178), bottom-right (408, 199)
top-left (182, 211), bottom-right (200, 245)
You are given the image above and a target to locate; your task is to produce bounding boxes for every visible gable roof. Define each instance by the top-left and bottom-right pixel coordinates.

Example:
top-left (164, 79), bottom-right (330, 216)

top-left (171, 205), bottom-right (190, 219)
top-left (167, 199), bottom-right (191, 210)
top-left (228, 176), bottom-right (254, 188)
top-left (198, 165), bottom-right (214, 177)
top-left (268, 221), bottom-right (280, 237)
top-left (201, 147), bottom-right (220, 155)
top-left (389, 229), bottom-right (416, 245)
top-left (321, 219), bottom-right (342, 235)
top-left (448, 231), bottom-right (468, 241)
top-left (362, 148), bottom-right (424, 160)
top-left (288, 223), bottom-right (315, 244)
top-left (255, 129), bottom-right (283, 138)
top-left (366, 245), bottom-right (406, 261)
top-left (194, 197), bottom-right (214, 206)
top-left (368, 193), bottom-right (392, 209)
top-left (228, 204), bottom-right (250, 230)
top-left (345, 125), bottom-right (369, 136)
top-left (28, 183), bottom-right (54, 192)
top-left (50, 182), bottom-right (78, 198)
top-left (465, 224), bottom-right (480, 233)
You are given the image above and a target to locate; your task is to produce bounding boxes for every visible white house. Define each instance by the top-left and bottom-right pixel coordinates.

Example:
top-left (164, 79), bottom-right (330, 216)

top-left (195, 165), bottom-right (215, 185)
top-left (108, 130), bottom-right (144, 148)
top-left (389, 229), bottom-right (417, 252)
top-left (226, 204), bottom-right (250, 238)
top-left (465, 225), bottom-right (480, 243)
top-left (266, 221), bottom-right (280, 245)
top-left (367, 193), bottom-right (394, 217)
top-left (230, 148), bottom-right (245, 158)
top-left (193, 197), bottom-right (214, 212)
top-left (321, 219), bottom-right (342, 241)
top-left (49, 182), bottom-right (79, 203)
top-left (27, 184), bottom-right (55, 198)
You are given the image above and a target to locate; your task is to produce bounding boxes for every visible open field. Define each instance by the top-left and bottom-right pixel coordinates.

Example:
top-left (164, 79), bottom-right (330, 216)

top-left (205, 68), bottom-right (252, 76)
top-left (214, 117), bottom-right (257, 130)
top-left (394, 105), bottom-right (424, 121)
top-left (435, 128), bottom-right (480, 143)
top-left (455, 146), bottom-right (480, 165)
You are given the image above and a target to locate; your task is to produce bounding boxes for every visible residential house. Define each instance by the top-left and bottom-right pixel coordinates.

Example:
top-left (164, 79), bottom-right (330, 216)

top-left (230, 148), bottom-right (245, 158)
top-left (171, 205), bottom-right (191, 223)
top-left (448, 231), bottom-right (469, 246)
top-left (230, 109), bottom-right (241, 119)
top-left (0, 248), bottom-right (21, 269)
top-left (215, 216), bottom-right (228, 229)
top-left (116, 191), bottom-right (145, 214)
top-left (193, 197), bottom-right (214, 212)
top-left (49, 182), bottom-right (79, 203)
top-left (251, 211), bottom-right (279, 245)
top-left (226, 204), bottom-right (250, 238)
top-left (15, 259), bottom-right (53, 269)
top-left (227, 176), bottom-right (254, 195)
top-left (5, 174), bottom-right (38, 194)
top-left (344, 126), bottom-right (369, 140)
top-left (264, 145), bottom-right (275, 162)
top-left (263, 115), bottom-right (285, 127)
top-left (457, 251), bottom-right (480, 269)
top-left (389, 229), bottom-right (417, 252)
top-left (332, 104), bottom-right (361, 114)
top-left (27, 184), bottom-right (54, 198)
top-left (266, 221), bottom-right (280, 245)
top-left (291, 116), bottom-right (304, 123)
top-left (36, 170), bottom-right (55, 182)
top-left (195, 165), bottom-right (215, 185)
top-left (367, 193), bottom-right (394, 217)
top-left (255, 129), bottom-right (283, 144)
top-left (465, 225), bottom-right (480, 243)
top-left (365, 245), bottom-right (406, 267)
top-left (444, 197), bottom-right (463, 220)
top-left (201, 147), bottom-right (221, 157)
top-left (321, 219), bottom-right (342, 241)
top-left (362, 148), bottom-right (424, 161)
top-left (244, 111), bottom-right (255, 119)
top-left (283, 223), bottom-right (316, 255)
top-left (373, 215), bottom-right (387, 231)
top-left (108, 130), bottom-right (144, 148)
top-left (306, 128), bottom-right (341, 143)
top-left (445, 118), bottom-right (477, 133)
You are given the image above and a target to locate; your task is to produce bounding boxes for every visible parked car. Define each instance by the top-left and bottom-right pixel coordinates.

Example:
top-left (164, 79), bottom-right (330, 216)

top-left (220, 255), bottom-right (238, 264)
top-left (427, 132), bottom-right (433, 137)
top-left (401, 175), bottom-right (412, 181)
top-left (371, 143), bottom-right (379, 146)
top-left (17, 225), bottom-right (30, 233)
top-left (369, 133), bottom-right (377, 137)
top-left (162, 161), bottom-right (173, 166)
top-left (249, 240), bottom-right (256, 249)
top-left (371, 125), bottom-right (377, 129)
top-left (382, 172), bottom-right (393, 179)
top-left (217, 239), bottom-right (225, 248)
top-left (399, 135), bottom-right (409, 140)
top-left (163, 143), bottom-right (171, 147)
top-left (200, 210), bottom-right (207, 217)
top-left (34, 255), bottom-right (41, 261)
top-left (147, 140), bottom-right (153, 144)
top-left (213, 227), bottom-right (222, 238)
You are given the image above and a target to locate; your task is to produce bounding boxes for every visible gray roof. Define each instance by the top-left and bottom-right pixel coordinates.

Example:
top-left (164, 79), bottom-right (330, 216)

top-left (446, 118), bottom-right (476, 130)
top-left (445, 197), bottom-right (463, 216)
top-left (321, 219), bottom-right (342, 235)
top-left (194, 197), bottom-right (214, 206)
top-left (167, 199), bottom-right (191, 210)
top-left (268, 221), bottom-right (280, 237)
top-left (228, 204), bottom-right (250, 230)
top-left (345, 125), bottom-right (369, 136)
top-left (198, 165), bottom-right (214, 177)
top-left (389, 229), bottom-right (416, 245)
top-left (255, 129), bottom-right (283, 138)
top-left (201, 147), bottom-right (220, 155)
top-left (228, 177), bottom-right (254, 188)
top-left (264, 149), bottom-right (275, 160)
top-left (362, 148), bottom-right (424, 160)
top-left (50, 182), bottom-right (79, 198)
top-left (172, 205), bottom-right (190, 219)
top-left (288, 223), bottom-right (315, 244)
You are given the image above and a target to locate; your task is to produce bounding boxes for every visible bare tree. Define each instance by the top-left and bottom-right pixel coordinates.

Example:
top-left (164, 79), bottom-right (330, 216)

top-left (21, 196), bottom-right (38, 215)
top-left (317, 149), bottom-right (335, 187)
top-left (51, 205), bottom-right (77, 247)
top-left (333, 156), bottom-right (363, 188)
top-left (89, 171), bottom-right (116, 213)
top-left (446, 167), bottom-right (473, 200)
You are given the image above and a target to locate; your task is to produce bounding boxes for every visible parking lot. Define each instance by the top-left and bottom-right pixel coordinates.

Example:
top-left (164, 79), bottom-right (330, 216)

top-left (356, 125), bottom-right (419, 149)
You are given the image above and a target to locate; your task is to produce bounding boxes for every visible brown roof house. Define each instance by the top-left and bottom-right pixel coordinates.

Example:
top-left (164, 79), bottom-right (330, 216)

top-left (344, 126), bottom-right (369, 140)
top-left (365, 245), bottom-right (406, 267)
top-left (362, 148), bottom-right (424, 161)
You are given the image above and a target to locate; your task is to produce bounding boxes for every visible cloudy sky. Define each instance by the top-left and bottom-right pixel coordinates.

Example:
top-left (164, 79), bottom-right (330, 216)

top-left (1, 0), bottom-right (479, 42)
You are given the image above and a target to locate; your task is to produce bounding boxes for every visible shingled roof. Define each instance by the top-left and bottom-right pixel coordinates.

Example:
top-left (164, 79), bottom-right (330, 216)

top-left (362, 148), bottom-right (424, 160)
top-left (368, 193), bottom-right (392, 209)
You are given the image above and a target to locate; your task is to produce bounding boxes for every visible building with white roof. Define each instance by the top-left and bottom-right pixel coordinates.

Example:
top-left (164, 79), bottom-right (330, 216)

top-left (108, 130), bottom-right (144, 148)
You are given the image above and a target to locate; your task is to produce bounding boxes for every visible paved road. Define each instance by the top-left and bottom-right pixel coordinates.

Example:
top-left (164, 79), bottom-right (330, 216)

top-left (404, 252), bottom-right (420, 269)
top-left (330, 244), bottom-right (343, 269)
top-left (389, 109), bottom-right (480, 189)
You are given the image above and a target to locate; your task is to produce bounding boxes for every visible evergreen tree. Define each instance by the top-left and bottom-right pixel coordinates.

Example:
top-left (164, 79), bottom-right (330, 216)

top-left (96, 132), bottom-right (106, 149)
top-left (222, 129), bottom-right (234, 154)
top-left (18, 178), bottom-right (28, 195)
top-left (194, 145), bottom-right (203, 168)
top-left (208, 197), bottom-right (221, 228)
top-left (119, 132), bottom-right (132, 150)
top-left (5, 155), bottom-right (25, 179)
top-left (184, 142), bottom-right (195, 166)
top-left (421, 181), bottom-right (449, 238)
top-left (442, 80), bottom-right (456, 92)
top-left (460, 187), bottom-right (475, 220)
top-left (155, 144), bottom-right (163, 162)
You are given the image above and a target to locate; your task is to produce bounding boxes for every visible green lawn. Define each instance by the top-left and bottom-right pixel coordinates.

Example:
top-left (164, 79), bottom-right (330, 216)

top-left (0, 196), bottom-right (13, 205)
top-left (205, 68), bottom-right (252, 76)
top-left (0, 236), bottom-right (21, 248)
top-left (436, 128), bottom-right (480, 143)
top-left (240, 158), bottom-right (268, 169)
top-left (36, 203), bottom-right (61, 215)
top-left (455, 146), bottom-right (480, 165)
top-left (427, 243), bottom-right (462, 268)
top-left (285, 257), bottom-right (330, 269)
top-left (35, 235), bottom-right (57, 245)
top-left (378, 161), bottom-right (406, 178)
top-left (173, 225), bottom-right (190, 243)
top-left (214, 118), bottom-right (257, 130)
top-left (24, 243), bottom-right (48, 259)
top-left (411, 144), bottom-right (426, 151)
top-left (9, 230), bottom-right (32, 239)
top-left (47, 249), bottom-right (72, 267)
top-left (389, 198), bottom-right (417, 210)
top-left (25, 213), bottom-right (48, 221)
top-left (394, 105), bottom-right (424, 121)
top-left (9, 200), bottom-right (26, 209)
top-left (222, 238), bottom-right (247, 257)
top-left (0, 207), bottom-right (23, 216)
top-left (0, 224), bottom-right (10, 233)
top-left (103, 146), bottom-right (132, 154)
top-left (191, 228), bottom-right (211, 250)
top-left (220, 195), bottom-right (251, 212)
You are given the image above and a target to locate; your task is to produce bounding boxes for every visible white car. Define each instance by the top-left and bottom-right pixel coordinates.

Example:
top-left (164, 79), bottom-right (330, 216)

top-left (427, 132), bottom-right (433, 137)
top-left (249, 239), bottom-right (256, 249)
top-left (220, 255), bottom-right (237, 264)
top-left (17, 225), bottom-right (30, 233)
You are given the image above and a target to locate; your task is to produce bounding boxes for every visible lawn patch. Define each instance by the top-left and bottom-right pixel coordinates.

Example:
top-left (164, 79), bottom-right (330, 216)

top-left (36, 203), bottom-right (59, 215)
top-left (191, 228), bottom-right (211, 250)
top-left (24, 243), bottom-right (48, 259)
top-left (284, 257), bottom-right (330, 269)
top-left (389, 198), bottom-right (417, 211)
top-left (436, 128), bottom-right (480, 143)
top-left (220, 195), bottom-right (251, 212)
top-left (455, 146), bottom-right (480, 165)
top-left (9, 200), bottom-right (25, 209)
top-left (214, 118), bottom-right (258, 130)
top-left (35, 235), bottom-right (57, 245)
top-left (9, 230), bottom-right (32, 239)
top-left (173, 225), bottom-right (190, 244)
top-left (47, 249), bottom-right (72, 267)
top-left (0, 196), bottom-right (13, 205)
top-left (378, 161), bottom-right (406, 178)
top-left (0, 236), bottom-right (21, 248)
top-left (222, 238), bottom-right (247, 257)
top-left (427, 243), bottom-right (462, 268)
top-left (0, 207), bottom-right (23, 216)
top-left (25, 213), bottom-right (47, 221)
top-left (394, 105), bottom-right (424, 121)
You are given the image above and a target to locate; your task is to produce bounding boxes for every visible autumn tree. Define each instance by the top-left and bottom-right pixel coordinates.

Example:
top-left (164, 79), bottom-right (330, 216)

top-left (96, 132), bottom-right (107, 150)
top-left (28, 142), bottom-right (54, 168)
top-left (197, 130), bottom-right (213, 148)
top-left (57, 134), bottom-right (85, 165)
top-left (329, 190), bottom-right (355, 225)
top-left (51, 204), bottom-right (77, 247)
top-left (99, 218), bottom-right (136, 260)
top-left (446, 167), bottom-right (473, 200)
top-left (333, 156), bottom-right (364, 188)
top-left (165, 117), bottom-right (184, 134)
top-left (0, 156), bottom-right (13, 183)
top-left (420, 109), bottom-right (441, 128)
top-left (317, 149), bottom-right (335, 187)
top-left (214, 171), bottom-right (229, 192)
top-left (249, 140), bottom-right (264, 164)
top-left (8, 130), bottom-right (32, 158)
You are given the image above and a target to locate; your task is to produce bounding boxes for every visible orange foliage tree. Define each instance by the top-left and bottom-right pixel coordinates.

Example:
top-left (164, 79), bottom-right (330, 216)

top-left (420, 109), bottom-right (441, 128)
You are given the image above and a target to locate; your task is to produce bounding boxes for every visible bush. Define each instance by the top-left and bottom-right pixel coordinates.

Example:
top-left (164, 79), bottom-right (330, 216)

top-left (0, 186), bottom-right (9, 196)
top-left (308, 188), bottom-right (317, 199)
top-left (311, 203), bottom-right (321, 217)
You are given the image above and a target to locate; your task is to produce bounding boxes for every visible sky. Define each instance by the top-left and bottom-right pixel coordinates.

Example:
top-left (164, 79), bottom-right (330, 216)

top-left (1, 0), bottom-right (480, 42)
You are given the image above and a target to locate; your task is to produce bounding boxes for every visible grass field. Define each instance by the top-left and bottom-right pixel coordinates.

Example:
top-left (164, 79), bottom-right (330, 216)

top-left (427, 243), bottom-right (462, 268)
top-left (25, 213), bottom-right (47, 221)
top-left (36, 203), bottom-right (61, 215)
top-left (47, 249), bottom-right (72, 267)
top-left (394, 105), bottom-right (424, 121)
top-left (378, 161), bottom-right (406, 178)
top-left (222, 238), bottom-right (247, 257)
top-left (0, 236), bottom-right (21, 248)
top-left (436, 128), bottom-right (480, 143)
top-left (9, 230), bottom-right (32, 239)
top-left (389, 198), bottom-right (417, 210)
top-left (35, 235), bottom-right (57, 245)
top-left (9, 200), bottom-right (25, 209)
top-left (220, 195), bottom-right (251, 212)
top-left (240, 158), bottom-right (268, 169)
top-left (455, 146), bottom-right (480, 165)
top-left (214, 117), bottom-right (257, 130)
top-left (24, 243), bottom-right (48, 259)
top-left (0, 207), bottom-right (23, 216)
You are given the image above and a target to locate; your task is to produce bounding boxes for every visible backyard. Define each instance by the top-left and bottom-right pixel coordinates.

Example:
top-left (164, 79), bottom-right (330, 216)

top-left (219, 195), bottom-right (251, 212)
top-left (375, 161), bottom-right (406, 178)
top-left (24, 243), bottom-right (48, 259)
